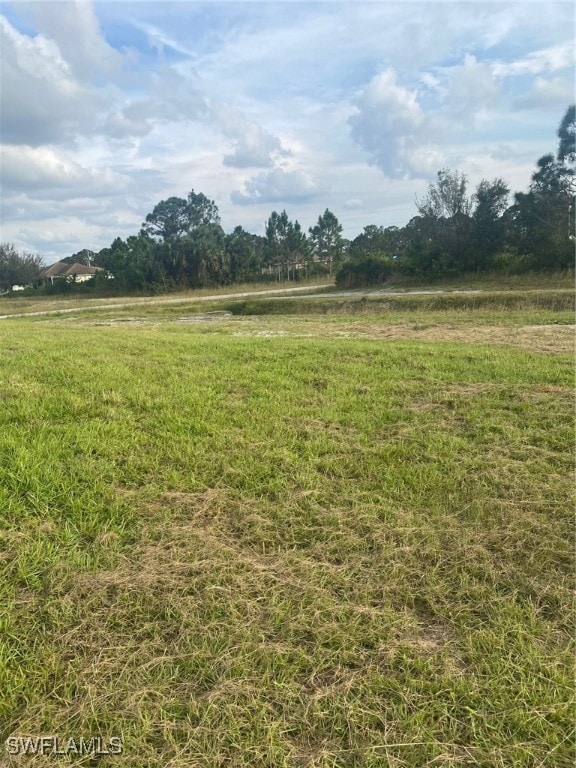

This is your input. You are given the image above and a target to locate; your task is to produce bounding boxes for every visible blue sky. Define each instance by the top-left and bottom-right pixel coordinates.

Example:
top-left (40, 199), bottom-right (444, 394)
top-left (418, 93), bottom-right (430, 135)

top-left (1, 0), bottom-right (574, 261)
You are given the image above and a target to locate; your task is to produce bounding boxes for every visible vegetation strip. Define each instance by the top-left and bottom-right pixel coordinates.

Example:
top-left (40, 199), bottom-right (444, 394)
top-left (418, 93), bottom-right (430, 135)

top-left (0, 284), bottom-right (332, 320)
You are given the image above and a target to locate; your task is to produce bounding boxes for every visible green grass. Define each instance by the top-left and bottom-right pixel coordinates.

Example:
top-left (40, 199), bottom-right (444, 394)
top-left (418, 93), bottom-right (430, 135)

top-left (385, 269), bottom-right (574, 291)
top-left (0, 303), bottom-right (574, 766)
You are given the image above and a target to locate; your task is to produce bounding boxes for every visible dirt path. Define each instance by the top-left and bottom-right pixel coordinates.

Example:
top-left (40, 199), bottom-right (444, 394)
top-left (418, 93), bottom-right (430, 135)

top-left (0, 284), bottom-right (332, 320)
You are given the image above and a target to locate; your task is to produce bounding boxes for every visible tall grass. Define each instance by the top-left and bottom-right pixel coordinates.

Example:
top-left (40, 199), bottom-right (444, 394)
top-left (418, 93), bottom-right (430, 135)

top-left (222, 290), bottom-right (575, 317)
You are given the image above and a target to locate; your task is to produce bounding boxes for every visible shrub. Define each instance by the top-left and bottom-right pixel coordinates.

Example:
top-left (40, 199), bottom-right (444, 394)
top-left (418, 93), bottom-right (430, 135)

top-left (335, 254), bottom-right (393, 288)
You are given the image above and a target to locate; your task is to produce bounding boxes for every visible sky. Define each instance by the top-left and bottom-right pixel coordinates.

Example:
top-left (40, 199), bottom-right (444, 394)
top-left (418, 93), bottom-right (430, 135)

top-left (0, 0), bottom-right (574, 262)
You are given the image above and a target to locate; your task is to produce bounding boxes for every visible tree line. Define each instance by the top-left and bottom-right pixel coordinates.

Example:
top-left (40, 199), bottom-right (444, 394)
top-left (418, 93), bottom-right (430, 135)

top-left (1, 106), bottom-right (573, 293)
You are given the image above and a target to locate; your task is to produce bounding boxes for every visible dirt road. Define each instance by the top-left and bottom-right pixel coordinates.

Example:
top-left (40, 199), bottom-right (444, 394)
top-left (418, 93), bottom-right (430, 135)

top-left (0, 284), bottom-right (332, 320)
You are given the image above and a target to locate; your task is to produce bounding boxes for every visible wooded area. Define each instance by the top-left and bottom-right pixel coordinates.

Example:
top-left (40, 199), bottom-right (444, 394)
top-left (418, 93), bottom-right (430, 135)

top-left (2, 106), bottom-right (574, 294)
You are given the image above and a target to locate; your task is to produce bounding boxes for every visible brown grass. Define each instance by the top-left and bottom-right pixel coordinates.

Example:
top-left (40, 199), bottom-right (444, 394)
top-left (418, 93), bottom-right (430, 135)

top-left (232, 322), bottom-right (575, 354)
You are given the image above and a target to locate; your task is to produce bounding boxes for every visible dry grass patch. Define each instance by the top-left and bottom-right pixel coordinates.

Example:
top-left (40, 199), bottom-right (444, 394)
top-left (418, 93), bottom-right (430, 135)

top-left (233, 322), bottom-right (575, 354)
top-left (6, 483), bottom-right (572, 766)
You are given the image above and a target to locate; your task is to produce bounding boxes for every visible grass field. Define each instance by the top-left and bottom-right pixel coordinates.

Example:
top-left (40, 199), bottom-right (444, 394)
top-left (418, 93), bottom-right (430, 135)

top-left (0, 286), bottom-right (574, 766)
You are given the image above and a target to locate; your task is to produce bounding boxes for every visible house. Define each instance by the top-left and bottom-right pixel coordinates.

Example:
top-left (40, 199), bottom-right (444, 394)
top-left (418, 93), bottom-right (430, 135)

top-left (39, 261), bottom-right (105, 284)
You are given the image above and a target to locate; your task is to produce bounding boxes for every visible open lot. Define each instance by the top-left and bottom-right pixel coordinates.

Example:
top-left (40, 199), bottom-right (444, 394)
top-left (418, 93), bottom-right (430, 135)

top-left (0, 285), bottom-right (574, 766)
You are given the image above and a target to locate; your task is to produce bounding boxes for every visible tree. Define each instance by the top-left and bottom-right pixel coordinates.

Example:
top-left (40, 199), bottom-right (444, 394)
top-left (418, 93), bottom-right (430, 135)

top-left (470, 178), bottom-right (510, 270)
top-left (308, 209), bottom-right (344, 274)
top-left (186, 190), bottom-right (221, 229)
top-left (225, 227), bottom-right (267, 283)
top-left (265, 210), bottom-right (290, 277)
top-left (398, 216), bottom-right (449, 278)
top-left (141, 190), bottom-right (220, 241)
top-left (556, 104), bottom-right (575, 236)
top-left (350, 225), bottom-right (386, 257)
top-left (417, 169), bottom-right (472, 220)
top-left (141, 197), bottom-right (189, 241)
top-left (349, 225), bottom-right (408, 264)
top-left (407, 175), bottom-right (510, 275)
top-left (99, 235), bottom-right (165, 291)
top-left (0, 243), bottom-right (44, 290)
top-left (156, 223), bottom-right (229, 288)
top-left (62, 249), bottom-right (97, 266)
top-left (506, 107), bottom-right (575, 270)
top-left (412, 169), bottom-right (474, 275)
top-left (188, 223), bottom-right (229, 286)
top-left (265, 210), bottom-right (309, 281)
top-left (557, 104), bottom-right (576, 165)
top-left (507, 160), bottom-right (573, 270)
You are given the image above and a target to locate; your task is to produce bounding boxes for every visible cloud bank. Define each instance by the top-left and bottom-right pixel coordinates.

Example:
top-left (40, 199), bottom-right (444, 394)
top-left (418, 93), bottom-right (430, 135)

top-left (0, 0), bottom-right (573, 259)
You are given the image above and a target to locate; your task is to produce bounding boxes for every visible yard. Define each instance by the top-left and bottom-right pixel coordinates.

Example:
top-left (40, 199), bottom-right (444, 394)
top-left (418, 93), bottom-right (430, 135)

top-left (0, 287), bottom-right (573, 766)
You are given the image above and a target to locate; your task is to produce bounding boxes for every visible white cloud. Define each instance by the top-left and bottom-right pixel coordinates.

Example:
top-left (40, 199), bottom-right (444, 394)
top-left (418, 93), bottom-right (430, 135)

top-left (11, 0), bottom-right (123, 81)
top-left (103, 101), bottom-right (157, 140)
top-left (0, 144), bottom-right (131, 195)
top-left (491, 143), bottom-right (522, 162)
top-left (0, 15), bottom-right (106, 146)
top-left (513, 76), bottom-right (575, 110)
top-left (3, 214), bottom-right (107, 261)
top-left (0, 7), bottom-right (206, 148)
top-left (442, 54), bottom-right (500, 121)
top-left (231, 168), bottom-right (319, 205)
top-left (211, 102), bottom-right (287, 168)
top-left (0, 0), bottom-right (573, 259)
top-left (459, 146), bottom-right (540, 197)
top-left (135, 20), bottom-right (194, 59)
top-left (493, 41), bottom-right (575, 77)
top-left (348, 36), bottom-right (573, 180)
top-left (101, 67), bottom-right (209, 141)
top-left (349, 68), bottom-right (434, 179)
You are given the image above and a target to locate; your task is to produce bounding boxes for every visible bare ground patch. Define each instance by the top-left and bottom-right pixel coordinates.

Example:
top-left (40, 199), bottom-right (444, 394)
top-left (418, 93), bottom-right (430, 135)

top-left (327, 322), bottom-right (575, 353)
top-left (231, 321), bottom-right (574, 353)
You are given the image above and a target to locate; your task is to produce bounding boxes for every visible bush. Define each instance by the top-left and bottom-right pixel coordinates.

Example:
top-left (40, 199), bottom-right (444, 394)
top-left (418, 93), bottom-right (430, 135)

top-left (335, 254), bottom-right (393, 288)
